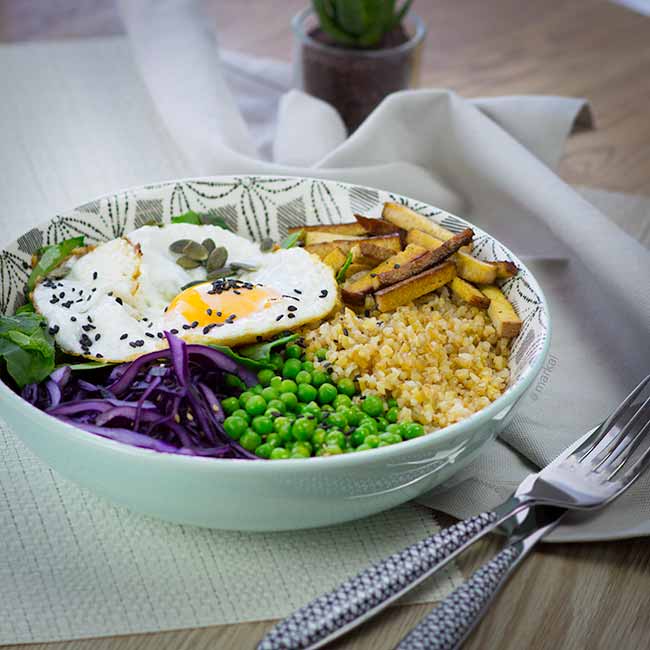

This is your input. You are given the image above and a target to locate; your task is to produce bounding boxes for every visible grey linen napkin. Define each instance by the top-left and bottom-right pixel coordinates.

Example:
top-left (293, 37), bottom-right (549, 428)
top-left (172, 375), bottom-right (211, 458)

top-left (83, 1), bottom-right (650, 540)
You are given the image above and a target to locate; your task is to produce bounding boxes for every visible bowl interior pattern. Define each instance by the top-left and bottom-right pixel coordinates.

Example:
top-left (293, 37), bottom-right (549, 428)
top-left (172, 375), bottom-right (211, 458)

top-left (0, 175), bottom-right (548, 393)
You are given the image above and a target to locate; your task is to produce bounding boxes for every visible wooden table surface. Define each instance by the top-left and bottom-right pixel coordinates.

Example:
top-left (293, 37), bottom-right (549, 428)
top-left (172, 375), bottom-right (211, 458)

top-left (2, 1), bottom-right (650, 649)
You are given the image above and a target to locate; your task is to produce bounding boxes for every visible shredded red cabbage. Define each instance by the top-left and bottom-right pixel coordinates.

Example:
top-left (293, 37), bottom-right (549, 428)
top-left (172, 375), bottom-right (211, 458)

top-left (22, 332), bottom-right (259, 459)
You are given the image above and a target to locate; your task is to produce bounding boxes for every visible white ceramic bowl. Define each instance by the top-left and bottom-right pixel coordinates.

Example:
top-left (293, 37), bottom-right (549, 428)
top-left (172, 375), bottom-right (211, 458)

top-left (0, 176), bottom-right (550, 530)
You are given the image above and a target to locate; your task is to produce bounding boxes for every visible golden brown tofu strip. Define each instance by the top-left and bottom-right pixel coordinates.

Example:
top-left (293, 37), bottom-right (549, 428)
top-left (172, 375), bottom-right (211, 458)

top-left (304, 231), bottom-right (363, 245)
top-left (479, 285), bottom-right (522, 338)
top-left (450, 277), bottom-right (490, 308)
top-left (491, 260), bottom-right (518, 279)
top-left (382, 202), bottom-right (457, 242)
top-left (374, 261), bottom-right (457, 312)
top-left (353, 214), bottom-right (403, 236)
top-left (321, 247), bottom-right (348, 272)
top-left (341, 244), bottom-right (427, 304)
top-left (305, 234), bottom-right (402, 259)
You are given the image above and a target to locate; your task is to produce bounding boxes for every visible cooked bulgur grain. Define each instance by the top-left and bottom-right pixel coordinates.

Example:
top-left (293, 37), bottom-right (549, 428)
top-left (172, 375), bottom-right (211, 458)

top-left (301, 287), bottom-right (511, 429)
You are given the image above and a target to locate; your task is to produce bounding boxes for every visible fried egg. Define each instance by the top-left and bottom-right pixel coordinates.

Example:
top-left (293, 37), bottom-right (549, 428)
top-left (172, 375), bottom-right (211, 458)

top-left (32, 224), bottom-right (338, 361)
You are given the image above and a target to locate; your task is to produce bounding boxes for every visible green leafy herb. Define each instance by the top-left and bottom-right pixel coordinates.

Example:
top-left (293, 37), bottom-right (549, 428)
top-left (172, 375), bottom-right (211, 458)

top-left (336, 251), bottom-right (354, 283)
top-left (15, 303), bottom-right (35, 315)
top-left (0, 312), bottom-right (55, 387)
top-left (208, 345), bottom-right (270, 371)
top-left (238, 333), bottom-right (300, 361)
top-left (280, 231), bottom-right (303, 249)
top-left (27, 236), bottom-right (85, 291)
top-left (171, 210), bottom-right (232, 231)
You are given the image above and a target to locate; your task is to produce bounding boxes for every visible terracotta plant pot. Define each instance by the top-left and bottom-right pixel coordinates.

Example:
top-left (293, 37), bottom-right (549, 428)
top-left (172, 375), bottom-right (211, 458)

top-left (292, 8), bottom-right (426, 133)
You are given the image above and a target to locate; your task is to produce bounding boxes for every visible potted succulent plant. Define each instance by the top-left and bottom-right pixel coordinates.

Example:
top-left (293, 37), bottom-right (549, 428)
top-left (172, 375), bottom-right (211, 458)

top-left (292, 0), bottom-right (426, 133)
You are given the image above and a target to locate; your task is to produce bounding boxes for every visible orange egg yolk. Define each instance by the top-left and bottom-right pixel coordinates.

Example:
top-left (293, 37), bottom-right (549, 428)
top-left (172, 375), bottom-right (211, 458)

top-left (166, 282), bottom-right (280, 328)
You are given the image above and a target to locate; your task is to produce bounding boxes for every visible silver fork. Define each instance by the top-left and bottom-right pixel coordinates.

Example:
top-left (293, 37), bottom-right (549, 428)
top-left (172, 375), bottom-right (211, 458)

top-left (396, 373), bottom-right (650, 650)
top-left (257, 374), bottom-right (650, 650)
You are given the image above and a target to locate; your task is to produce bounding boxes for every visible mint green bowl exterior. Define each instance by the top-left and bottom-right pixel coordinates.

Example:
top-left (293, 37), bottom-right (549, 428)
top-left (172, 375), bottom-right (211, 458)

top-left (0, 176), bottom-right (550, 531)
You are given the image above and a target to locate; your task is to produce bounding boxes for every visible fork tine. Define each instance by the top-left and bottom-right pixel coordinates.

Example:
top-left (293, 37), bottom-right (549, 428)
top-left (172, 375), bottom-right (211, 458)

top-left (607, 418), bottom-right (650, 481)
top-left (594, 394), bottom-right (650, 471)
top-left (577, 374), bottom-right (650, 462)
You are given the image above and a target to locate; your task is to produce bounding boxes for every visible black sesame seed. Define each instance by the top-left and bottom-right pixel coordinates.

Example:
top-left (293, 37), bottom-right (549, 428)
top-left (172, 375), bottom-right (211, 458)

top-left (182, 324), bottom-right (191, 330)
top-left (96, 353), bottom-right (103, 359)
top-left (275, 314), bottom-right (284, 321)
top-left (136, 340), bottom-right (144, 347)
top-left (170, 328), bottom-right (179, 334)
top-left (62, 301), bottom-right (73, 308)
top-left (94, 333), bottom-right (101, 341)
top-left (157, 332), bottom-right (164, 339)
top-left (71, 316), bottom-right (77, 322)
top-left (115, 297), bottom-right (123, 305)
top-left (287, 305), bottom-right (297, 312)
top-left (343, 328), bottom-right (349, 336)
top-left (145, 332), bottom-right (155, 338)
top-left (206, 308), bottom-right (213, 316)
top-left (319, 289), bottom-right (329, 298)
top-left (393, 263), bottom-right (401, 269)
top-left (129, 341), bottom-right (138, 348)
top-left (92, 271), bottom-right (98, 280)
top-left (203, 323), bottom-right (217, 334)
top-left (48, 325), bottom-right (59, 335)
top-left (50, 296), bottom-right (59, 304)
top-left (58, 291), bottom-right (65, 298)
top-left (370, 273), bottom-right (377, 278)
top-left (91, 288), bottom-right (96, 292)
top-left (120, 333), bottom-right (128, 340)
top-left (87, 315), bottom-right (93, 322)
top-left (191, 320), bottom-right (199, 328)
top-left (216, 311), bottom-right (222, 317)
top-left (287, 313), bottom-right (296, 319)
top-left (294, 289), bottom-right (302, 294)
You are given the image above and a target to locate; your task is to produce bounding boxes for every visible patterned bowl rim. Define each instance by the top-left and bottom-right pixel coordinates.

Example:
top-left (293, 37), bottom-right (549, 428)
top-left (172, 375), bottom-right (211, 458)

top-left (0, 174), bottom-right (551, 469)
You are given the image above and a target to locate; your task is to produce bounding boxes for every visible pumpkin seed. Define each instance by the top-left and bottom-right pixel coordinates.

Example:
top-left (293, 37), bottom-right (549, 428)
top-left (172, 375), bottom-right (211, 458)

top-left (182, 240), bottom-right (209, 261)
top-left (169, 238), bottom-right (191, 253)
top-left (230, 262), bottom-right (258, 272)
top-left (176, 255), bottom-right (202, 269)
top-left (260, 237), bottom-right (274, 252)
top-left (202, 238), bottom-right (216, 254)
top-left (206, 266), bottom-right (235, 280)
top-left (206, 246), bottom-right (228, 272)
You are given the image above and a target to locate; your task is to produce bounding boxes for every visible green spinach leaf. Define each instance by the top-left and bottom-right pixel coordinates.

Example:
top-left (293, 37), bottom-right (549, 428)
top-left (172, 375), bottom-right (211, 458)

top-left (27, 236), bottom-right (85, 291)
top-left (0, 312), bottom-right (55, 387)
top-left (171, 210), bottom-right (232, 231)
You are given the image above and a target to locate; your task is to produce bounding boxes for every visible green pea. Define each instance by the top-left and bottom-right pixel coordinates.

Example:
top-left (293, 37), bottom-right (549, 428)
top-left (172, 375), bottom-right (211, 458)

top-left (282, 358), bottom-right (302, 379)
top-left (297, 383), bottom-right (318, 403)
top-left (240, 430), bottom-right (262, 451)
top-left (269, 375), bottom-right (283, 390)
top-left (355, 443), bottom-right (372, 452)
top-left (350, 429), bottom-right (366, 447)
top-left (295, 370), bottom-right (312, 385)
top-left (379, 432), bottom-right (402, 445)
top-left (251, 384), bottom-right (264, 396)
top-left (386, 423), bottom-right (401, 435)
top-left (292, 441), bottom-right (312, 455)
top-left (315, 348), bottom-right (327, 360)
top-left (333, 394), bottom-right (352, 409)
top-left (387, 398), bottom-right (398, 408)
top-left (375, 416), bottom-right (388, 432)
top-left (291, 448), bottom-right (311, 459)
top-left (221, 396), bottom-right (240, 415)
top-left (255, 443), bottom-right (273, 459)
top-left (280, 392), bottom-right (299, 412)
top-left (321, 404), bottom-right (334, 413)
top-left (398, 422), bottom-right (412, 438)
top-left (358, 418), bottom-right (378, 436)
top-left (266, 433), bottom-right (281, 448)
top-left (223, 416), bottom-right (247, 440)
top-left (239, 391), bottom-right (254, 407)
top-left (311, 370), bottom-right (329, 387)
top-left (321, 445), bottom-right (342, 455)
top-left (312, 428), bottom-right (326, 447)
top-left (269, 352), bottom-right (284, 371)
top-left (302, 401), bottom-right (321, 419)
top-left (245, 395), bottom-right (267, 417)
top-left (361, 395), bottom-right (384, 417)
top-left (266, 399), bottom-right (286, 414)
top-left (326, 412), bottom-right (347, 430)
top-left (301, 361), bottom-right (314, 373)
top-left (285, 343), bottom-right (303, 359)
top-left (347, 407), bottom-right (364, 426)
top-left (377, 441), bottom-right (391, 447)
top-left (337, 378), bottom-right (356, 397)
top-left (279, 379), bottom-right (298, 394)
top-left (386, 406), bottom-right (399, 423)
top-left (292, 417), bottom-right (316, 441)
top-left (364, 434), bottom-right (380, 448)
top-left (274, 416), bottom-right (292, 435)
top-left (252, 415), bottom-right (274, 435)
top-left (257, 368), bottom-right (275, 386)
top-left (225, 373), bottom-right (245, 390)
top-left (318, 382), bottom-right (337, 404)
top-left (232, 408), bottom-right (250, 423)
top-left (403, 422), bottom-right (425, 439)
top-left (325, 431), bottom-right (345, 448)
top-left (261, 386), bottom-right (279, 402)
top-left (270, 447), bottom-right (290, 460)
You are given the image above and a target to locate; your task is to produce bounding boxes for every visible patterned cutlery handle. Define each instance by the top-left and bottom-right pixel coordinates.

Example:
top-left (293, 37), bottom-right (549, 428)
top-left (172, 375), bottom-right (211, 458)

top-left (395, 543), bottom-right (524, 650)
top-left (257, 511), bottom-right (500, 650)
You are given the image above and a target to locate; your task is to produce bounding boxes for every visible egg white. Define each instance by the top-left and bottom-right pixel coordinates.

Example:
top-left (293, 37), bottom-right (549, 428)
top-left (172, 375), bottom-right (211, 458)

top-left (32, 224), bottom-right (338, 361)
